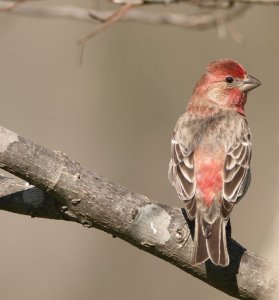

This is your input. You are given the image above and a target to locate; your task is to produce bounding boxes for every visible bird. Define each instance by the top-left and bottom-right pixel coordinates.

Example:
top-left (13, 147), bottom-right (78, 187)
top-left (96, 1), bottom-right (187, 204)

top-left (168, 59), bottom-right (261, 266)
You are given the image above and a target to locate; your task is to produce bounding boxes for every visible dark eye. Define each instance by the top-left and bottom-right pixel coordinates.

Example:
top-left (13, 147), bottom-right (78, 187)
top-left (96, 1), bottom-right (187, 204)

top-left (225, 76), bottom-right (234, 84)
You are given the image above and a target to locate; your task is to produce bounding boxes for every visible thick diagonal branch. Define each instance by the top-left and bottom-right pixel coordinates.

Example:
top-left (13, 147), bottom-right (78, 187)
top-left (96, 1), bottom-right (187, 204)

top-left (0, 126), bottom-right (276, 299)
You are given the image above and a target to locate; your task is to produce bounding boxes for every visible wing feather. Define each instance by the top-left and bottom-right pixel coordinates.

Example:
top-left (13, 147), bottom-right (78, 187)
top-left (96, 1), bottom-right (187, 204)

top-left (169, 134), bottom-right (196, 219)
top-left (222, 126), bottom-right (252, 220)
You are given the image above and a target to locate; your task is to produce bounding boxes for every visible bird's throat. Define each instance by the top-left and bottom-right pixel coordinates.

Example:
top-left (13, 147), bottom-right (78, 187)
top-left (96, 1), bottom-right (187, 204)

top-left (228, 91), bottom-right (247, 116)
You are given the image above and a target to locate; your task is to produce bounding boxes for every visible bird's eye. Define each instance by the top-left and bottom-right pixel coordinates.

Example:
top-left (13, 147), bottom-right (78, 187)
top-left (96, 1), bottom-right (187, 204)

top-left (225, 76), bottom-right (234, 84)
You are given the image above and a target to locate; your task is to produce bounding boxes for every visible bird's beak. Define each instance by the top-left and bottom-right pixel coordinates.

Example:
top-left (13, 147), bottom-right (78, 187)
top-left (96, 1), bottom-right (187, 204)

top-left (240, 75), bottom-right (261, 92)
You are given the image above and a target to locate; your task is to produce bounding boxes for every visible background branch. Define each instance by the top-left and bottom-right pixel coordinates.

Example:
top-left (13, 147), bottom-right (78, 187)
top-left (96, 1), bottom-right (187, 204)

top-left (0, 126), bottom-right (275, 300)
top-left (0, 1), bottom-right (249, 30)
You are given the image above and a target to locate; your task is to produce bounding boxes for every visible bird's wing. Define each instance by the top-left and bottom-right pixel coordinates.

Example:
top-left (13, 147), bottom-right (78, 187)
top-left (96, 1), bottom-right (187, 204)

top-left (168, 116), bottom-right (196, 219)
top-left (222, 126), bottom-right (252, 220)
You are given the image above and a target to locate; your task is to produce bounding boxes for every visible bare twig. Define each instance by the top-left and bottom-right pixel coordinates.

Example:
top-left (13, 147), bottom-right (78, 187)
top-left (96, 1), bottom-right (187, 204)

top-left (78, 2), bottom-right (138, 63)
top-left (79, 2), bottom-right (137, 43)
top-left (0, 126), bottom-right (276, 300)
top-left (227, 22), bottom-right (243, 43)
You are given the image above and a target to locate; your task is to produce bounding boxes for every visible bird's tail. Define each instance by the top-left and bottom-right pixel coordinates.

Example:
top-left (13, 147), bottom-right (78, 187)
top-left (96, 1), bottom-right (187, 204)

top-left (192, 211), bottom-right (229, 266)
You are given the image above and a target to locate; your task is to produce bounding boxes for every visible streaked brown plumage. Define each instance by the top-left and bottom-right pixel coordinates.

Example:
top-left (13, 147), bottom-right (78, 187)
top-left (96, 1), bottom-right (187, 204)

top-left (168, 59), bottom-right (261, 266)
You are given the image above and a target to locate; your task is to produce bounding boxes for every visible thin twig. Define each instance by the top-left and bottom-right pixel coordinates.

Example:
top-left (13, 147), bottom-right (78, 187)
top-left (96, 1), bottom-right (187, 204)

top-left (78, 2), bottom-right (139, 63)
top-left (227, 21), bottom-right (243, 43)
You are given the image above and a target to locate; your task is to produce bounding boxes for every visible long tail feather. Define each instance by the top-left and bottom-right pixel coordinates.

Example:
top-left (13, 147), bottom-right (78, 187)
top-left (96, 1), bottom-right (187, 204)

top-left (192, 212), bottom-right (229, 266)
top-left (192, 211), bottom-right (209, 265)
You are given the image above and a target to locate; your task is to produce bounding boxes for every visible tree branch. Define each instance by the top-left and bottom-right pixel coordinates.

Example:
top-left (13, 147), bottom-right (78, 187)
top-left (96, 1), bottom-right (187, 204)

top-left (0, 176), bottom-right (65, 220)
top-left (0, 126), bottom-right (276, 300)
top-left (0, 1), bottom-right (249, 30)
top-left (228, 0), bottom-right (279, 3)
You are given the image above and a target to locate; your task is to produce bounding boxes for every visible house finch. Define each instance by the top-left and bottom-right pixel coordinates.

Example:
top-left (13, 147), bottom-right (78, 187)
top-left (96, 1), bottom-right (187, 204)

top-left (168, 59), bottom-right (261, 266)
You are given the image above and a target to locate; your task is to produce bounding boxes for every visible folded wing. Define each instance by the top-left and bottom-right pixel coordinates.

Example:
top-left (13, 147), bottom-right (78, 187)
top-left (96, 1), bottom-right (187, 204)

top-left (168, 135), bottom-right (196, 219)
top-left (222, 129), bottom-right (252, 219)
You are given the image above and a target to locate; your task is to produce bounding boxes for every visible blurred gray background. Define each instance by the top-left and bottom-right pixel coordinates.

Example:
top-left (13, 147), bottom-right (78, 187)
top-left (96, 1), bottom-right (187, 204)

top-left (0, 1), bottom-right (278, 299)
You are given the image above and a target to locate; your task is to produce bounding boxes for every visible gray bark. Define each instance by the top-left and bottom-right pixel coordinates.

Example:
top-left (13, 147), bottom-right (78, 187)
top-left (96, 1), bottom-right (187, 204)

top-left (0, 126), bottom-right (276, 300)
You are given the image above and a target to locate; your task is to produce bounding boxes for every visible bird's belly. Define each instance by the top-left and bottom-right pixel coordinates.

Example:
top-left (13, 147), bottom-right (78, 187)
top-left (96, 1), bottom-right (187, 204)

top-left (194, 145), bottom-right (225, 207)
